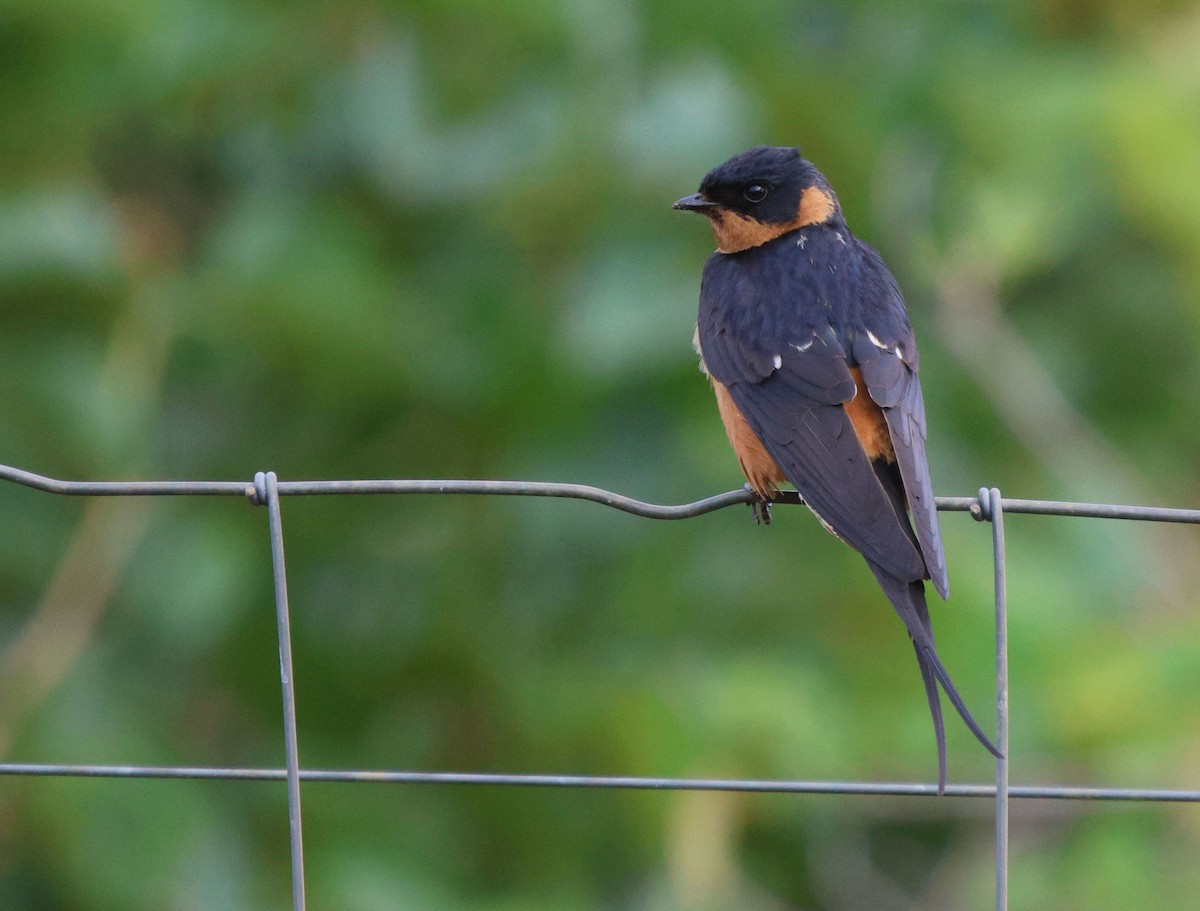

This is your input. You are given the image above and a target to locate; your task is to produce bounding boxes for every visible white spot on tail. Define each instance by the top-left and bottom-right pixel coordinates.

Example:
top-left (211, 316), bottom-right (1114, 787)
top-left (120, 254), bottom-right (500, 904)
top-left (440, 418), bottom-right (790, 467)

top-left (772, 354), bottom-right (783, 370)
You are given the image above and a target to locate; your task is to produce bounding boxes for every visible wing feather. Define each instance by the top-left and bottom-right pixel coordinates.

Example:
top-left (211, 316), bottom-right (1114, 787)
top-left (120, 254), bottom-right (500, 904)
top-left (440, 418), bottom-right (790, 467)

top-left (702, 320), bottom-right (926, 583)
top-left (851, 248), bottom-right (949, 599)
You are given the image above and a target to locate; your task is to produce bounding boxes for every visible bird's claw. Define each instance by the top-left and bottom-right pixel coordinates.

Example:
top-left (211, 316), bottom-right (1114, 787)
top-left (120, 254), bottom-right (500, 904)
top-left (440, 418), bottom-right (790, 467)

top-left (753, 500), bottom-right (772, 525)
top-left (744, 484), bottom-right (773, 525)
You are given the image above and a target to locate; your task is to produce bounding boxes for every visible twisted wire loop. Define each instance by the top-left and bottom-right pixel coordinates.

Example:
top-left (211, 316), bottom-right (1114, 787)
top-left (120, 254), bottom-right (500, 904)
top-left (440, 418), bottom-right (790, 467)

top-left (3, 461), bottom-right (1198, 911)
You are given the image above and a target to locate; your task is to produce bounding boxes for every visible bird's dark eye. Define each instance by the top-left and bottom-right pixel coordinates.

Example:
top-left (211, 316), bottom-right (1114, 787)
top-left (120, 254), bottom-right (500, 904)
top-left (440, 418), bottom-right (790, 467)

top-left (743, 184), bottom-right (768, 203)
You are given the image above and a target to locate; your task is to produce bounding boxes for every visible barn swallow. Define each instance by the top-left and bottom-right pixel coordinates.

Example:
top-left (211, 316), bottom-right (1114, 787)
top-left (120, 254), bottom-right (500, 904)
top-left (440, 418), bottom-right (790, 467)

top-left (674, 145), bottom-right (1001, 791)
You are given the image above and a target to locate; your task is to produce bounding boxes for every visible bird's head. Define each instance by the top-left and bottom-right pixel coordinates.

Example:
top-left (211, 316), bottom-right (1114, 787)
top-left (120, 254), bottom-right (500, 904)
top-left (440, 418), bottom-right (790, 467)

top-left (673, 146), bottom-right (839, 253)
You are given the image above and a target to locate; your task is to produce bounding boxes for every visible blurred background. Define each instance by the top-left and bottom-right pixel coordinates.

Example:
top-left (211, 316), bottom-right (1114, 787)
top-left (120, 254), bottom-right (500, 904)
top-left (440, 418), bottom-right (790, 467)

top-left (3, 0), bottom-right (1200, 907)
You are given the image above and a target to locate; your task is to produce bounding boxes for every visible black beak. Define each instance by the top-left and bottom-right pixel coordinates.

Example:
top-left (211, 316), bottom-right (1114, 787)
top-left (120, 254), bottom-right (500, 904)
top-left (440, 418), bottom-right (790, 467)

top-left (673, 193), bottom-right (719, 212)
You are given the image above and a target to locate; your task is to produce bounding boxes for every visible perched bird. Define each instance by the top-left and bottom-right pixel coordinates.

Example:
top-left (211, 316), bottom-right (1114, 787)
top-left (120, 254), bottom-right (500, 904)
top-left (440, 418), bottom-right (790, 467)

top-left (674, 145), bottom-right (1001, 791)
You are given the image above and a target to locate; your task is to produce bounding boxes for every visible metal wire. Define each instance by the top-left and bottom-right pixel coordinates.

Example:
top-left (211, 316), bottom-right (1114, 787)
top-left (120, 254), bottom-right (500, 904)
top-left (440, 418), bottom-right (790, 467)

top-left (987, 488), bottom-right (1009, 911)
top-left (7, 758), bottom-right (1200, 801)
top-left (6, 462), bottom-right (1200, 523)
top-left (261, 472), bottom-right (307, 910)
top-left (3, 461), bottom-right (1199, 911)
top-left (3, 761), bottom-right (1200, 801)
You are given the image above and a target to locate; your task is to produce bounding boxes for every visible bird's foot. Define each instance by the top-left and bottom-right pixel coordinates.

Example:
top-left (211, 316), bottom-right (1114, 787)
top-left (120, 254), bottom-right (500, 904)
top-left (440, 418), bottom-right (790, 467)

top-left (744, 484), bottom-right (773, 525)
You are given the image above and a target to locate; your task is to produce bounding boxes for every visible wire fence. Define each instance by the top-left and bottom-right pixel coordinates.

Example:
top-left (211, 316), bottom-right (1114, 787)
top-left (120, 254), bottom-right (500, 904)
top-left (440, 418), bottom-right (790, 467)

top-left (3, 462), bottom-right (1199, 910)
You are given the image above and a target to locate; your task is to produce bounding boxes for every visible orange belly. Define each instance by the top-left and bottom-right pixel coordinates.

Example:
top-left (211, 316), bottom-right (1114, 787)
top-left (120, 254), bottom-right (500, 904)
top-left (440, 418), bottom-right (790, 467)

top-left (712, 380), bottom-right (787, 498)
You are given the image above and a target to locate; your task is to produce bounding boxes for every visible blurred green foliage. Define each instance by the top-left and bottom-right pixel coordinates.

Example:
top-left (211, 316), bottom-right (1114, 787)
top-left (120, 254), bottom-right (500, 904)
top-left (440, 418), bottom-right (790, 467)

top-left (3, 0), bottom-right (1200, 907)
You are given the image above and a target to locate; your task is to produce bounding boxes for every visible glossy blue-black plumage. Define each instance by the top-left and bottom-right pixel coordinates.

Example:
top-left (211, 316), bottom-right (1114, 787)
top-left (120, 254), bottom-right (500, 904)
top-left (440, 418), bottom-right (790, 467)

top-left (698, 221), bottom-right (936, 584)
top-left (686, 149), bottom-right (999, 789)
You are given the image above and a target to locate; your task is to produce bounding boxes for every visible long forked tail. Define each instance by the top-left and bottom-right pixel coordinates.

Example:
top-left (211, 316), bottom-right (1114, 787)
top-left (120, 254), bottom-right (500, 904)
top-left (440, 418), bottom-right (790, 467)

top-left (867, 562), bottom-right (1003, 793)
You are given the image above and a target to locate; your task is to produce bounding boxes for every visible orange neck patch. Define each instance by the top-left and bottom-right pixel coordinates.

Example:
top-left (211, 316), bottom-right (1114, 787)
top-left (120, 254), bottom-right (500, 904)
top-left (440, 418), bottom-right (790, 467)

top-left (710, 186), bottom-right (838, 254)
top-left (796, 186), bottom-right (835, 226)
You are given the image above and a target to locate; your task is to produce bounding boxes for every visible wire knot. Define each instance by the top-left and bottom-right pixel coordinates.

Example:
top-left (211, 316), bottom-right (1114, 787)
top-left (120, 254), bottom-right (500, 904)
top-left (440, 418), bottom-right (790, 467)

top-left (247, 471), bottom-right (268, 506)
top-left (971, 487), bottom-right (993, 522)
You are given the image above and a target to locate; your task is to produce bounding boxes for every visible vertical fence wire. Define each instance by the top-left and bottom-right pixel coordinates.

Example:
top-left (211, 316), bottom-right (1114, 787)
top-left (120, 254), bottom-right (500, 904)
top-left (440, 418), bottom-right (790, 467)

top-left (260, 471), bottom-right (307, 911)
top-left (986, 487), bottom-right (1010, 911)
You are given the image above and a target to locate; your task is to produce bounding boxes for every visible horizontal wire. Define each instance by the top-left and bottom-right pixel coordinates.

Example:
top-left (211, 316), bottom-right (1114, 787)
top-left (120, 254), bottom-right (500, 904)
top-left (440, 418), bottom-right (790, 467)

top-left (937, 495), bottom-right (1200, 525)
top-left (3, 463), bottom-right (1200, 523)
top-left (271, 478), bottom-right (762, 519)
top-left (0, 463), bottom-right (248, 497)
top-left (0, 763), bottom-right (1195, 802)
